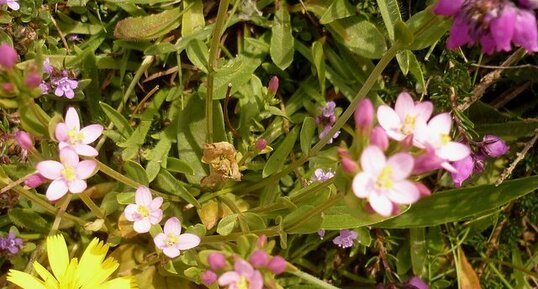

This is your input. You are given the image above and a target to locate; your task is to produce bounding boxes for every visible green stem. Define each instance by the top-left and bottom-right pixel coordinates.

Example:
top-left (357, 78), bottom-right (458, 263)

top-left (49, 194), bottom-right (72, 236)
top-left (285, 194), bottom-right (343, 232)
top-left (206, 0), bottom-right (231, 144)
top-left (79, 192), bottom-right (112, 231)
top-left (289, 269), bottom-right (342, 289)
top-left (200, 227), bottom-right (279, 244)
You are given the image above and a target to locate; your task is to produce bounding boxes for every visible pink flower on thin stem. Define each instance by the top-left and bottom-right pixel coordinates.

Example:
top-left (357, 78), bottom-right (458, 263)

top-left (218, 259), bottom-right (264, 289)
top-left (55, 107), bottom-right (103, 157)
top-left (36, 148), bottom-right (97, 201)
top-left (124, 186), bottom-right (163, 233)
top-left (154, 217), bottom-right (200, 258)
top-left (377, 92), bottom-right (433, 144)
top-left (352, 146), bottom-right (420, 217)
top-left (414, 113), bottom-right (470, 172)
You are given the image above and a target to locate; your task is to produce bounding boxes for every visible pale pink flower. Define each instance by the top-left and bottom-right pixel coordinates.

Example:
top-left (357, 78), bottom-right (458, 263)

top-left (52, 76), bottom-right (78, 99)
top-left (1, 0), bottom-right (19, 10)
top-left (414, 113), bottom-right (470, 172)
top-left (36, 148), bottom-right (97, 201)
top-left (55, 107), bottom-right (103, 157)
top-left (154, 217), bottom-right (200, 258)
top-left (124, 186), bottom-right (163, 233)
top-left (377, 92), bottom-right (433, 144)
top-left (218, 259), bottom-right (264, 289)
top-left (352, 146), bottom-right (420, 217)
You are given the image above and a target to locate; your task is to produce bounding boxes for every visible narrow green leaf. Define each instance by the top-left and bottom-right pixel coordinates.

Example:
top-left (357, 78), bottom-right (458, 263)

top-left (166, 157), bottom-right (195, 175)
top-left (123, 160), bottom-right (149, 186)
top-left (118, 121), bottom-right (151, 160)
top-left (300, 117), bottom-right (316, 155)
top-left (408, 51), bottom-right (426, 92)
top-left (312, 40), bottom-right (326, 97)
top-left (319, 0), bottom-right (354, 24)
top-left (283, 205), bottom-right (323, 234)
top-left (100, 102), bottom-right (133, 138)
top-left (181, 0), bottom-right (205, 36)
top-left (8, 209), bottom-right (49, 233)
top-left (213, 55), bottom-right (262, 100)
top-left (156, 170), bottom-right (201, 208)
top-left (114, 9), bottom-right (183, 40)
top-left (262, 127), bottom-right (299, 178)
top-left (329, 17), bottom-right (387, 59)
top-left (407, 6), bottom-right (451, 51)
top-left (376, 0), bottom-right (401, 40)
top-left (270, 0), bottom-right (294, 70)
top-left (378, 176), bottom-right (538, 228)
top-left (186, 38), bottom-right (209, 73)
top-left (410, 228), bottom-right (427, 277)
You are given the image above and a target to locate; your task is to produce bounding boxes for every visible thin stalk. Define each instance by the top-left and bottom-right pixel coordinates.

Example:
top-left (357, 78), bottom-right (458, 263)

top-left (285, 194), bottom-right (343, 232)
top-left (0, 171), bottom-right (36, 195)
top-left (49, 194), bottom-right (72, 235)
top-left (200, 227), bottom-right (279, 244)
top-left (79, 192), bottom-right (112, 231)
top-left (289, 269), bottom-right (342, 289)
top-left (206, 0), bottom-right (231, 143)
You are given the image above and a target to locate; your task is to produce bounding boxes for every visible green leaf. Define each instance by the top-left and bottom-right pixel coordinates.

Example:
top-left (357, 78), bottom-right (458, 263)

top-left (262, 126), bottom-right (299, 178)
top-left (118, 121), bottom-right (151, 160)
top-left (407, 6), bottom-right (451, 51)
top-left (123, 160), bottom-right (149, 186)
top-left (114, 9), bottom-right (183, 40)
top-left (283, 205), bottom-right (323, 233)
top-left (408, 51), bottom-right (426, 92)
top-left (376, 0), bottom-right (401, 40)
top-left (116, 192), bottom-right (135, 205)
top-left (329, 17), bottom-right (387, 59)
top-left (319, 0), bottom-right (355, 24)
top-left (181, 0), bottom-right (205, 36)
top-left (474, 121), bottom-right (538, 141)
top-left (377, 176), bottom-right (538, 228)
top-left (312, 40), bottom-right (326, 97)
top-left (8, 208), bottom-right (49, 233)
top-left (186, 38), bottom-right (209, 73)
top-left (213, 55), bottom-right (262, 100)
top-left (155, 170), bottom-right (201, 208)
top-left (410, 228), bottom-right (427, 277)
top-left (270, 0), bottom-right (294, 70)
top-left (300, 117), bottom-right (316, 155)
top-left (217, 214), bottom-right (238, 236)
top-left (166, 157), bottom-right (195, 175)
top-left (100, 102), bottom-right (133, 138)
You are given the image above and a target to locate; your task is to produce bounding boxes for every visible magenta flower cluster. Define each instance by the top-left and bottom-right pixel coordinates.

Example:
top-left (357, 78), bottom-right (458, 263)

top-left (434, 0), bottom-right (538, 54)
top-left (40, 58), bottom-right (79, 99)
top-left (201, 246), bottom-right (286, 289)
top-left (316, 101), bottom-right (341, 144)
top-left (343, 92), bottom-right (471, 216)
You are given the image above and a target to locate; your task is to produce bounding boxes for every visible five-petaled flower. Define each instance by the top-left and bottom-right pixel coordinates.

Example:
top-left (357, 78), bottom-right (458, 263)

top-left (352, 145), bottom-right (420, 216)
top-left (124, 186), bottom-right (163, 233)
top-left (36, 148), bottom-right (97, 201)
top-left (52, 75), bottom-right (78, 99)
top-left (55, 107), bottom-right (103, 157)
top-left (154, 217), bottom-right (200, 258)
top-left (218, 259), bottom-right (264, 289)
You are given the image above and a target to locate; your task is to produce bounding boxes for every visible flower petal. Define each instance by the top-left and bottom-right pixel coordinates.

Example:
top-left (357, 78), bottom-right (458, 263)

top-left (74, 144), bottom-right (99, 157)
top-left (387, 153), bottom-right (414, 181)
top-left (135, 186), bottom-right (152, 206)
top-left (59, 148), bottom-right (79, 167)
top-left (46, 180), bottom-right (69, 201)
top-left (360, 145), bottom-right (386, 174)
top-left (133, 219), bottom-right (151, 233)
top-left (64, 107), bottom-right (80, 131)
top-left (81, 124), bottom-right (103, 144)
top-left (163, 217), bottom-right (182, 235)
top-left (491, 5), bottom-right (516, 52)
top-left (149, 210), bottom-right (163, 224)
top-left (176, 233), bottom-right (200, 250)
top-left (433, 0), bottom-right (463, 16)
top-left (68, 179), bottom-right (87, 193)
top-left (55, 123), bottom-right (69, 142)
top-left (124, 204), bottom-right (138, 221)
top-left (100, 277), bottom-right (137, 289)
top-left (218, 272), bottom-right (241, 286)
top-left (352, 173), bottom-right (371, 198)
top-left (369, 193), bottom-right (393, 217)
top-left (394, 92), bottom-right (415, 121)
top-left (7, 270), bottom-right (47, 289)
top-left (414, 101), bottom-right (433, 122)
top-left (163, 247), bottom-right (180, 258)
top-left (46, 235), bottom-right (69, 280)
top-left (153, 233), bottom-right (167, 249)
top-left (427, 113), bottom-right (452, 135)
top-left (250, 270), bottom-right (264, 289)
top-left (75, 160), bottom-right (97, 179)
top-left (37, 161), bottom-right (63, 180)
top-left (387, 181), bottom-right (420, 204)
top-left (150, 197), bottom-right (163, 210)
top-left (234, 259), bottom-right (255, 276)
top-left (438, 142), bottom-right (471, 161)
top-left (377, 105), bottom-right (401, 131)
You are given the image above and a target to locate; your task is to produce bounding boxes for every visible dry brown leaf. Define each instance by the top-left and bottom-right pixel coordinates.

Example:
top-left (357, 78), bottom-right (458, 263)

top-left (459, 249), bottom-right (482, 289)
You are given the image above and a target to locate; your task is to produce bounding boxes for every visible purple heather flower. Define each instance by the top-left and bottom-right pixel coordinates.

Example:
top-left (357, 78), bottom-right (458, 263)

top-left (434, 0), bottom-right (538, 54)
top-left (332, 229), bottom-right (358, 248)
top-left (267, 256), bottom-right (287, 274)
top-left (52, 76), bottom-right (78, 99)
top-left (481, 135), bottom-right (509, 157)
top-left (312, 168), bottom-right (335, 182)
top-left (218, 259), bottom-right (264, 289)
top-left (318, 229), bottom-right (325, 240)
top-left (0, 232), bottom-right (23, 255)
top-left (0, 44), bottom-right (17, 69)
top-left (319, 125), bottom-right (341, 144)
top-left (201, 270), bottom-right (218, 285)
top-left (39, 81), bottom-right (50, 94)
top-left (208, 252), bottom-right (227, 270)
top-left (249, 250), bottom-right (269, 268)
top-left (43, 58), bottom-right (53, 75)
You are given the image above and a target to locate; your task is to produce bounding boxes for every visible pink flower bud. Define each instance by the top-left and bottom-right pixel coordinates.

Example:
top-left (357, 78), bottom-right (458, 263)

top-left (370, 126), bottom-right (389, 151)
top-left (15, 131), bottom-right (33, 150)
top-left (24, 173), bottom-right (46, 188)
top-left (256, 234), bottom-right (267, 248)
top-left (354, 98), bottom-right (374, 131)
top-left (267, 256), bottom-right (287, 274)
top-left (268, 76), bottom-right (279, 93)
top-left (0, 44), bottom-right (17, 69)
top-left (341, 158), bottom-right (358, 174)
top-left (201, 270), bottom-right (217, 285)
top-left (2, 83), bottom-right (13, 93)
top-left (481, 135), bottom-right (509, 157)
top-left (414, 182), bottom-right (431, 197)
top-left (255, 139), bottom-right (267, 150)
top-left (25, 71), bottom-right (42, 88)
top-left (208, 252), bottom-right (227, 270)
top-left (399, 134), bottom-right (413, 151)
top-left (249, 250), bottom-right (269, 268)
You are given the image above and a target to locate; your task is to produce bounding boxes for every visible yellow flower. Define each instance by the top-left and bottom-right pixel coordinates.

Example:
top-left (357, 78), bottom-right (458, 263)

top-left (7, 234), bottom-right (137, 289)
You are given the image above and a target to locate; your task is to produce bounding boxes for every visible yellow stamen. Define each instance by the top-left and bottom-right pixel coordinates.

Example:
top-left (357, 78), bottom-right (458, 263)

top-left (165, 234), bottom-right (178, 247)
top-left (401, 115), bottom-right (416, 135)
top-left (137, 206), bottom-right (150, 218)
top-left (237, 276), bottom-right (249, 289)
top-left (62, 165), bottom-right (76, 182)
top-left (440, 133), bottom-right (451, 145)
top-left (376, 166), bottom-right (394, 190)
top-left (67, 129), bottom-right (85, 145)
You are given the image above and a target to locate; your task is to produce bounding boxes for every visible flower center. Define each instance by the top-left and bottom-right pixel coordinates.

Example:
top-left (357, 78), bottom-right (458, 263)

top-left (137, 205), bottom-right (150, 218)
top-left (376, 166), bottom-right (394, 190)
top-left (67, 129), bottom-right (84, 145)
top-left (462, 0), bottom-right (506, 37)
top-left (401, 115), bottom-right (416, 135)
top-left (61, 165), bottom-right (76, 181)
top-left (165, 234), bottom-right (178, 247)
top-left (440, 133), bottom-right (451, 145)
top-left (237, 276), bottom-right (249, 289)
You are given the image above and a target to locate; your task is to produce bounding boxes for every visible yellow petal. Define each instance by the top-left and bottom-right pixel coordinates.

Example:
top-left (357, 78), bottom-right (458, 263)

top-left (7, 269), bottom-right (47, 289)
top-left (81, 257), bottom-right (118, 288)
top-left (77, 238), bottom-right (109, 285)
top-left (99, 276), bottom-right (138, 289)
top-left (46, 234), bottom-right (69, 280)
top-left (60, 258), bottom-right (81, 289)
top-left (33, 261), bottom-right (59, 288)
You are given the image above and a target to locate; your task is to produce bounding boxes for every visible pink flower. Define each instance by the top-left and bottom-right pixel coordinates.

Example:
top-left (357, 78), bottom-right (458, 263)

top-left (14, 130), bottom-right (33, 151)
top-left (218, 259), bottom-right (264, 289)
top-left (481, 135), bottom-right (509, 157)
top-left (370, 126), bottom-right (389, 151)
top-left (268, 76), bottom-right (279, 94)
top-left (414, 113), bottom-right (470, 172)
top-left (124, 186), bottom-right (163, 233)
top-left (43, 58), bottom-right (53, 74)
top-left (333, 229), bottom-right (358, 248)
top-left (377, 92), bottom-right (433, 144)
top-left (354, 98), bottom-right (374, 132)
top-left (36, 148), bottom-right (97, 201)
top-left (267, 256), bottom-right (287, 274)
top-left (352, 146), bottom-right (420, 217)
top-left (0, 0), bottom-right (19, 10)
top-left (201, 270), bottom-right (217, 285)
top-left (52, 76), bottom-right (78, 99)
top-left (55, 107), bottom-right (103, 157)
top-left (249, 250), bottom-right (269, 268)
top-left (154, 217), bottom-right (200, 258)
top-left (24, 173), bottom-right (46, 188)
top-left (208, 252), bottom-right (227, 270)
top-left (0, 44), bottom-right (17, 69)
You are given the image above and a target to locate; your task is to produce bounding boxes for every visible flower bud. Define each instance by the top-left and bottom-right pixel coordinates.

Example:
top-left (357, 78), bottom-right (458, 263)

top-left (341, 158), bottom-right (358, 174)
top-left (249, 250), bottom-right (269, 268)
top-left (414, 182), bottom-right (431, 197)
top-left (256, 234), bottom-right (267, 248)
top-left (0, 44), bottom-right (17, 69)
top-left (318, 229), bottom-right (325, 240)
top-left (201, 270), bottom-right (217, 285)
top-left (450, 155), bottom-right (474, 187)
top-left (370, 126), bottom-right (389, 151)
top-left (24, 173), bottom-right (46, 188)
top-left (406, 276), bottom-right (429, 289)
top-left (268, 76), bottom-right (279, 94)
top-left (15, 131), bottom-right (33, 151)
top-left (267, 256), bottom-right (287, 274)
top-left (2, 83), bottom-right (13, 93)
top-left (25, 71), bottom-right (42, 88)
top-left (208, 252), bottom-right (227, 270)
top-left (255, 139), bottom-right (267, 151)
top-left (481, 135), bottom-right (509, 157)
top-left (354, 98), bottom-right (374, 131)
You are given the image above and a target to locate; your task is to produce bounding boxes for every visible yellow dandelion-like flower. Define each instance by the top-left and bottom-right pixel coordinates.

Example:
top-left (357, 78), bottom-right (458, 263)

top-left (7, 234), bottom-right (137, 289)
